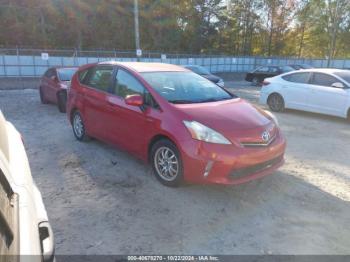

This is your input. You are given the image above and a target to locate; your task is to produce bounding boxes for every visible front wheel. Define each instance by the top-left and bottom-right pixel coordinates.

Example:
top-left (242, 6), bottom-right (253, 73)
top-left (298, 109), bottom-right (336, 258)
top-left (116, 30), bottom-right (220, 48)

top-left (151, 139), bottom-right (183, 187)
top-left (268, 93), bottom-right (285, 112)
top-left (72, 111), bottom-right (90, 141)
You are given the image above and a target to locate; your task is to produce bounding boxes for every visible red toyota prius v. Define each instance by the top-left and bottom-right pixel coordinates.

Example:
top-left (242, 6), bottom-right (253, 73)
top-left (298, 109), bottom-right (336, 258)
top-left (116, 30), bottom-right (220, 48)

top-left (67, 62), bottom-right (286, 186)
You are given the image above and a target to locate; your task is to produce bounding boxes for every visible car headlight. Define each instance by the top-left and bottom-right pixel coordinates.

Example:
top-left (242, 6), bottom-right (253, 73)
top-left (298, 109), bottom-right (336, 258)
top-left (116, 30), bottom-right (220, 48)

top-left (264, 110), bottom-right (279, 127)
top-left (183, 120), bottom-right (231, 144)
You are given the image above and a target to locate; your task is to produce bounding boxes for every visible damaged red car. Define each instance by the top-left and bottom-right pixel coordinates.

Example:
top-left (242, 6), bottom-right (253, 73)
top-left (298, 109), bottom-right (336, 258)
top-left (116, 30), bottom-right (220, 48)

top-left (67, 62), bottom-right (286, 186)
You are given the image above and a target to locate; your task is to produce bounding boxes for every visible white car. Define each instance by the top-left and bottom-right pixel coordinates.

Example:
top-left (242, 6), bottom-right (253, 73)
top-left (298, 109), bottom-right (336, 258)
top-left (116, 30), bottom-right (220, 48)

top-left (260, 68), bottom-right (350, 119)
top-left (0, 111), bottom-right (54, 261)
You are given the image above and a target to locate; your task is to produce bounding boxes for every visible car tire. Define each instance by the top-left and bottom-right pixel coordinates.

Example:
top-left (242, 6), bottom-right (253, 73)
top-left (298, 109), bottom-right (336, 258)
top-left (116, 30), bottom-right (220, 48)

top-left (151, 139), bottom-right (184, 187)
top-left (268, 93), bottom-right (285, 112)
top-left (251, 77), bottom-right (260, 86)
top-left (72, 111), bottom-right (90, 142)
top-left (39, 87), bottom-right (48, 104)
top-left (57, 91), bottom-right (67, 113)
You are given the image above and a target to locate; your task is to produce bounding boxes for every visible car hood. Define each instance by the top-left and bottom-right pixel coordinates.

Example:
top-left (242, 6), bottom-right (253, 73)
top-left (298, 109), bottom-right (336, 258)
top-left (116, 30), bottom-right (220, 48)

top-left (173, 98), bottom-right (277, 144)
top-left (201, 74), bottom-right (221, 83)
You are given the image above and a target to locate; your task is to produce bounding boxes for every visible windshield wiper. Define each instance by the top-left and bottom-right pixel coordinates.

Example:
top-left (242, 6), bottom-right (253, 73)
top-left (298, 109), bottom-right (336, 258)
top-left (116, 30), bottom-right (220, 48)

top-left (169, 99), bottom-right (194, 104)
top-left (197, 97), bottom-right (232, 103)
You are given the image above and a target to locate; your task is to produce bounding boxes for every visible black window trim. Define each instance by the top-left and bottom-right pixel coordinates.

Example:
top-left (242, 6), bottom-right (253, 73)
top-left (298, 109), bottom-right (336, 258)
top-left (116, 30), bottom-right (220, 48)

top-left (80, 65), bottom-right (114, 94)
top-left (282, 72), bottom-right (312, 84)
top-left (309, 72), bottom-right (349, 89)
top-left (112, 67), bottom-right (161, 110)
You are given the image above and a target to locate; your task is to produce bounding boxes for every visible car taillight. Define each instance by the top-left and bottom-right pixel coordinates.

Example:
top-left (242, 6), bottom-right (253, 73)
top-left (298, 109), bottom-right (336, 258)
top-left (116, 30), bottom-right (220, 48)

top-left (262, 80), bottom-right (270, 86)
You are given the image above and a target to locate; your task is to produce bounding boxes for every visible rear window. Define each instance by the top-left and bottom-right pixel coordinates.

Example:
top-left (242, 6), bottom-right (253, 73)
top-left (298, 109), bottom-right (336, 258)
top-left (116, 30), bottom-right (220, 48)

top-left (282, 72), bottom-right (311, 84)
top-left (334, 72), bottom-right (350, 84)
top-left (57, 68), bottom-right (77, 81)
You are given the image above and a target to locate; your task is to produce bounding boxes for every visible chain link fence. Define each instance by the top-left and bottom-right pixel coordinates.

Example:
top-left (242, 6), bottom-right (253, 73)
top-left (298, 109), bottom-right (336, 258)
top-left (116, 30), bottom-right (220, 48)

top-left (1, 47), bottom-right (350, 78)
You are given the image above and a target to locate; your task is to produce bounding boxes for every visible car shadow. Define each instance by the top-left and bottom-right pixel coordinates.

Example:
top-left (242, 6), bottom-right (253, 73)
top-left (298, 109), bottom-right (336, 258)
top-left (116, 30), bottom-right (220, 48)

top-left (54, 140), bottom-right (350, 254)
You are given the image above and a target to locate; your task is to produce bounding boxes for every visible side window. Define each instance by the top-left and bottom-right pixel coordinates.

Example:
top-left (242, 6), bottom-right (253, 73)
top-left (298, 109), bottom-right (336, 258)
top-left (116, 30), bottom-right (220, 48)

top-left (269, 67), bottom-right (279, 73)
top-left (310, 73), bottom-right (338, 87)
top-left (78, 68), bottom-right (90, 84)
top-left (280, 66), bottom-right (293, 73)
top-left (114, 69), bottom-right (145, 98)
top-left (282, 72), bottom-right (311, 84)
top-left (86, 66), bottom-right (113, 92)
top-left (144, 90), bottom-right (160, 109)
top-left (256, 66), bottom-right (269, 72)
top-left (44, 69), bottom-right (54, 78)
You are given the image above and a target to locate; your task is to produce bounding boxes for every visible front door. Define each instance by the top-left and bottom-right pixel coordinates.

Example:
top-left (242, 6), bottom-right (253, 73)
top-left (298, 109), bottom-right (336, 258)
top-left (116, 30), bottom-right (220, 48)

top-left (106, 68), bottom-right (150, 154)
top-left (308, 73), bottom-right (348, 116)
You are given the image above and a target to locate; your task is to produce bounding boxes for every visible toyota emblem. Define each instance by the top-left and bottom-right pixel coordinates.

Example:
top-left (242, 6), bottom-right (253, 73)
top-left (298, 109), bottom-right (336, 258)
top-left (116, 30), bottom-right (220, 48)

top-left (262, 131), bottom-right (270, 142)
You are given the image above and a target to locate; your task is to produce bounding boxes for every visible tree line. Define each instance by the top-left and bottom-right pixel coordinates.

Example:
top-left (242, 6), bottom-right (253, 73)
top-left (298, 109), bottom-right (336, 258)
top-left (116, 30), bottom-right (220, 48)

top-left (0, 0), bottom-right (349, 58)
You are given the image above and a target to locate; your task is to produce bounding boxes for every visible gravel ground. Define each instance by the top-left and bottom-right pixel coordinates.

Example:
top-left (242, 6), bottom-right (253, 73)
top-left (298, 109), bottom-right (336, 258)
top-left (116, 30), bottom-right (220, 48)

top-left (0, 83), bottom-right (349, 255)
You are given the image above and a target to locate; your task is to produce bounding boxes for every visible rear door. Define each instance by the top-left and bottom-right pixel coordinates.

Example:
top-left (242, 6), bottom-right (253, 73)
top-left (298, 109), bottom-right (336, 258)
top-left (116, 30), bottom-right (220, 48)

top-left (81, 65), bottom-right (114, 140)
top-left (280, 72), bottom-right (312, 110)
top-left (308, 73), bottom-right (348, 116)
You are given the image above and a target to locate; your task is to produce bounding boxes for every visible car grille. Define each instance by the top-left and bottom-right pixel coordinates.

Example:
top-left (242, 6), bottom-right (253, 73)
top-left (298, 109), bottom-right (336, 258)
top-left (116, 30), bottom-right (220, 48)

top-left (240, 134), bottom-right (276, 147)
top-left (230, 155), bottom-right (283, 180)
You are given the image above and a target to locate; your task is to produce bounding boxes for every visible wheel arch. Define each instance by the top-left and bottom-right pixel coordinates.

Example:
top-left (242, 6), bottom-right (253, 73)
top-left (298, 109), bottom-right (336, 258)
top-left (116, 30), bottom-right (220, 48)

top-left (267, 92), bottom-right (284, 102)
top-left (147, 134), bottom-right (178, 163)
top-left (69, 107), bottom-right (78, 124)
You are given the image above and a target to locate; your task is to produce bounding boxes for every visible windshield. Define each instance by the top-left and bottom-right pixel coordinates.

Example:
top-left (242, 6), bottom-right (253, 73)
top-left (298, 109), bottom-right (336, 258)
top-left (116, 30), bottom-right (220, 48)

top-left (141, 72), bottom-right (234, 104)
top-left (334, 72), bottom-right (350, 84)
top-left (187, 65), bottom-right (210, 75)
top-left (57, 68), bottom-right (78, 81)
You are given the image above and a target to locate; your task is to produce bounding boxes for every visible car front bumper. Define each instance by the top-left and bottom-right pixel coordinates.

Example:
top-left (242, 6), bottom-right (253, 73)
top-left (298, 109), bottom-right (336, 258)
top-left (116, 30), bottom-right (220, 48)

top-left (179, 132), bottom-right (286, 185)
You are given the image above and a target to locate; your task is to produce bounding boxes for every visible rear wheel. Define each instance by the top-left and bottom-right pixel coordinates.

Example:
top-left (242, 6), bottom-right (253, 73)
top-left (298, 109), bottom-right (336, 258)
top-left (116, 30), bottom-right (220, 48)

top-left (268, 93), bottom-right (285, 112)
top-left (39, 87), bottom-right (48, 104)
top-left (57, 91), bottom-right (67, 113)
top-left (151, 139), bottom-right (183, 187)
top-left (72, 111), bottom-right (90, 141)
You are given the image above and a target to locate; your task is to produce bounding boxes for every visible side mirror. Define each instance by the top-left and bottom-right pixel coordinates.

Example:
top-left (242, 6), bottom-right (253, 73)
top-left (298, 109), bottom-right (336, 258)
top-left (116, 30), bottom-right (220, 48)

top-left (125, 94), bottom-right (143, 107)
top-left (331, 82), bottom-right (344, 88)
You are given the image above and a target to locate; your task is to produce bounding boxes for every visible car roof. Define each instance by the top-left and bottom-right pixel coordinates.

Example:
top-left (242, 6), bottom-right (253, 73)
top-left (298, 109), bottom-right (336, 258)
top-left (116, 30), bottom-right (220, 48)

top-left (98, 61), bottom-right (189, 73)
top-left (289, 68), bottom-right (349, 74)
top-left (52, 66), bottom-right (78, 69)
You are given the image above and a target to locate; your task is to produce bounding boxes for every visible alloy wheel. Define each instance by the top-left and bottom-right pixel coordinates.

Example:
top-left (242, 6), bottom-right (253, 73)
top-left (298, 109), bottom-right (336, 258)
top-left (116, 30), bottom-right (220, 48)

top-left (73, 113), bottom-right (84, 138)
top-left (154, 146), bottom-right (179, 182)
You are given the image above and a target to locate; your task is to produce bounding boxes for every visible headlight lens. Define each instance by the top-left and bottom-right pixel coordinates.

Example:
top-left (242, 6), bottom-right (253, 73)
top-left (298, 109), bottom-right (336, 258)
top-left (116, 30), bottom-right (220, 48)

top-left (183, 120), bottom-right (231, 144)
top-left (264, 110), bottom-right (279, 127)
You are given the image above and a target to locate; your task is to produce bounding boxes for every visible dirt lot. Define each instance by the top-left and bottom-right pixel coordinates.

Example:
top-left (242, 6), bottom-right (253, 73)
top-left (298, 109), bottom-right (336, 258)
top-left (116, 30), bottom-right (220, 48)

top-left (0, 82), bottom-right (349, 255)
